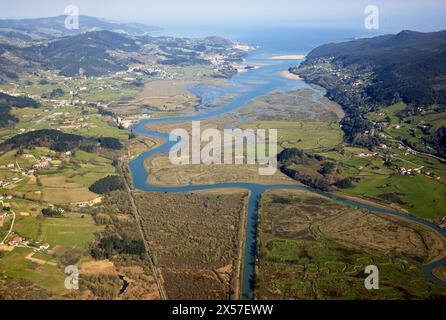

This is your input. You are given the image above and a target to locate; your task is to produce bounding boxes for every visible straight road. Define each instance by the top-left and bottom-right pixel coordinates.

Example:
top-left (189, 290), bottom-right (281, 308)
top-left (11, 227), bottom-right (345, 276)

top-left (117, 159), bottom-right (168, 300)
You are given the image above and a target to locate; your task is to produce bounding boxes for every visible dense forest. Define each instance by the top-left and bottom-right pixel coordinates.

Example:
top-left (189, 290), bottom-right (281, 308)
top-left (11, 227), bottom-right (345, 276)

top-left (0, 92), bottom-right (40, 127)
top-left (298, 30), bottom-right (446, 154)
top-left (90, 234), bottom-right (146, 259)
top-left (277, 148), bottom-right (353, 191)
top-left (89, 175), bottom-right (124, 195)
top-left (0, 129), bottom-right (123, 153)
top-left (41, 207), bottom-right (64, 217)
top-left (301, 30), bottom-right (446, 107)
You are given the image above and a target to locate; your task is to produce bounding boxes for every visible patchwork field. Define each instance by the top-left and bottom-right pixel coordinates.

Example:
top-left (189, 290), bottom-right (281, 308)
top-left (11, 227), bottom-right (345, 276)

top-left (0, 72), bottom-right (141, 104)
top-left (256, 189), bottom-right (446, 300)
top-left (0, 247), bottom-right (68, 295)
top-left (276, 130), bottom-right (446, 219)
top-left (0, 211), bottom-right (103, 296)
top-left (0, 189), bottom-right (163, 300)
top-left (0, 103), bottom-right (129, 143)
top-left (367, 102), bottom-right (446, 154)
top-left (0, 147), bottom-right (117, 204)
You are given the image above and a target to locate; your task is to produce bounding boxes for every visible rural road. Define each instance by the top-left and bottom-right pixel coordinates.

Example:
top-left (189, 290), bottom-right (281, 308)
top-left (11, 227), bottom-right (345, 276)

top-left (118, 159), bottom-right (168, 300)
top-left (0, 210), bottom-right (16, 245)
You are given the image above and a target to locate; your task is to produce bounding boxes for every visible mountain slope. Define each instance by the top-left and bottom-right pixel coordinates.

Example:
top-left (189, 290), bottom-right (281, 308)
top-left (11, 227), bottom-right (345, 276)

top-left (297, 30), bottom-right (446, 155)
top-left (0, 28), bottom-right (248, 78)
top-left (299, 30), bottom-right (446, 108)
top-left (0, 15), bottom-right (161, 38)
top-left (0, 92), bottom-right (40, 127)
top-left (29, 30), bottom-right (142, 77)
top-left (0, 30), bottom-right (143, 77)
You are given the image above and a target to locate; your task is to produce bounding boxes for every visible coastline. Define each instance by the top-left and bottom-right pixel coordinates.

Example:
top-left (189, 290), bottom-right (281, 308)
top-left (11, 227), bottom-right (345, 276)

top-left (272, 54), bottom-right (306, 60)
top-left (280, 70), bottom-right (302, 80)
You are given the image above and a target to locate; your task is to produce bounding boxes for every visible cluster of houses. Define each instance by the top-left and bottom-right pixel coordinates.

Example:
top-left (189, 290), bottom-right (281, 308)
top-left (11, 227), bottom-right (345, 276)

top-left (358, 152), bottom-right (377, 158)
top-left (0, 154), bottom-right (58, 190)
top-left (115, 64), bottom-right (172, 80)
top-left (0, 194), bottom-right (13, 201)
top-left (353, 147), bottom-right (443, 181)
top-left (8, 235), bottom-right (27, 247)
top-left (397, 165), bottom-right (442, 181)
top-left (399, 166), bottom-right (424, 175)
top-left (75, 196), bottom-right (103, 208)
top-left (0, 162), bottom-right (34, 188)
top-left (116, 114), bottom-right (151, 129)
top-left (33, 156), bottom-right (53, 169)
top-left (58, 119), bottom-right (91, 131)
top-left (6, 234), bottom-right (51, 252)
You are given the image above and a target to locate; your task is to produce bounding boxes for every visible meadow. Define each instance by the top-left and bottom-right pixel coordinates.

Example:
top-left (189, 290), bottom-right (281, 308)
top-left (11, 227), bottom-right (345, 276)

top-left (256, 189), bottom-right (446, 300)
top-left (242, 120), bottom-right (342, 152)
top-left (0, 146), bottom-right (117, 204)
top-left (0, 207), bottom-right (103, 297)
top-left (0, 247), bottom-right (68, 295)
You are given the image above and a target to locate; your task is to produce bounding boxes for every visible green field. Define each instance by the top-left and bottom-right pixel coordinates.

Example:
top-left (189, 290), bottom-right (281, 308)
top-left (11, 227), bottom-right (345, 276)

top-left (256, 190), bottom-right (446, 300)
top-left (0, 247), bottom-right (68, 294)
top-left (343, 173), bottom-right (446, 219)
top-left (242, 120), bottom-right (343, 151)
top-left (66, 115), bottom-right (129, 139)
top-left (13, 213), bottom-right (102, 249)
top-left (62, 150), bottom-right (116, 187)
top-left (309, 142), bottom-right (446, 219)
top-left (0, 146), bottom-right (117, 205)
top-left (0, 100), bottom-right (129, 143)
top-left (0, 72), bottom-right (140, 103)
top-left (13, 106), bottom-right (128, 139)
top-left (39, 213), bottom-right (102, 249)
top-left (367, 102), bottom-right (446, 152)
top-left (0, 201), bottom-right (103, 296)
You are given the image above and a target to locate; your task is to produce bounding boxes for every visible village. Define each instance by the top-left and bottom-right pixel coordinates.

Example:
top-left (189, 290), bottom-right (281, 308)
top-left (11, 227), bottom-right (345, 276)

top-left (0, 196), bottom-right (52, 254)
top-left (353, 142), bottom-right (443, 182)
top-left (0, 154), bottom-right (56, 190)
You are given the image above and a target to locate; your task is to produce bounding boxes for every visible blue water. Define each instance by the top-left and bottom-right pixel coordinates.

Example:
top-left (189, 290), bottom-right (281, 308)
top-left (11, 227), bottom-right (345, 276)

top-left (159, 25), bottom-right (384, 55)
top-left (129, 27), bottom-right (446, 299)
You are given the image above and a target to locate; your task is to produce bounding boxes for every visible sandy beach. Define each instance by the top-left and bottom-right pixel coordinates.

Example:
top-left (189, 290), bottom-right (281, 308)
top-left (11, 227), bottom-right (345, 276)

top-left (272, 54), bottom-right (306, 60)
top-left (280, 70), bottom-right (302, 80)
top-left (234, 65), bottom-right (249, 73)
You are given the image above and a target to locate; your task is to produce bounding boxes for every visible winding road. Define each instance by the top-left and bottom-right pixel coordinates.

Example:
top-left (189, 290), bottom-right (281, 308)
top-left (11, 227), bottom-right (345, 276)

top-left (0, 210), bottom-right (15, 245)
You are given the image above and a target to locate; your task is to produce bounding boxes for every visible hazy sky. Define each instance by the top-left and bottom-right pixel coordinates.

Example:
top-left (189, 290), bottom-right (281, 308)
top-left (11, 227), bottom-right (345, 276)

top-left (1, 0), bottom-right (445, 32)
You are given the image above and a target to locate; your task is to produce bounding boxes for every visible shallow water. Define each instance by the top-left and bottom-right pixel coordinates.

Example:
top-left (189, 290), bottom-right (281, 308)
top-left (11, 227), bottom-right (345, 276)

top-left (129, 47), bottom-right (446, 300)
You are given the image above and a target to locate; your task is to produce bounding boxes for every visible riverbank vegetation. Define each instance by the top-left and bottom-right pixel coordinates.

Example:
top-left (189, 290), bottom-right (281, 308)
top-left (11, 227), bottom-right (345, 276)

top-left (256, 189), bottom-right (446, 300)
top-left (133, 190), bottom-right (248, 299)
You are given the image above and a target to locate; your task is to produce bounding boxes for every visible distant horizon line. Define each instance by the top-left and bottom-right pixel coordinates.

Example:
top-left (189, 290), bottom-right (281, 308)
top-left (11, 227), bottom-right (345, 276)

top-left (0, 14), bottom-right (445, 35)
